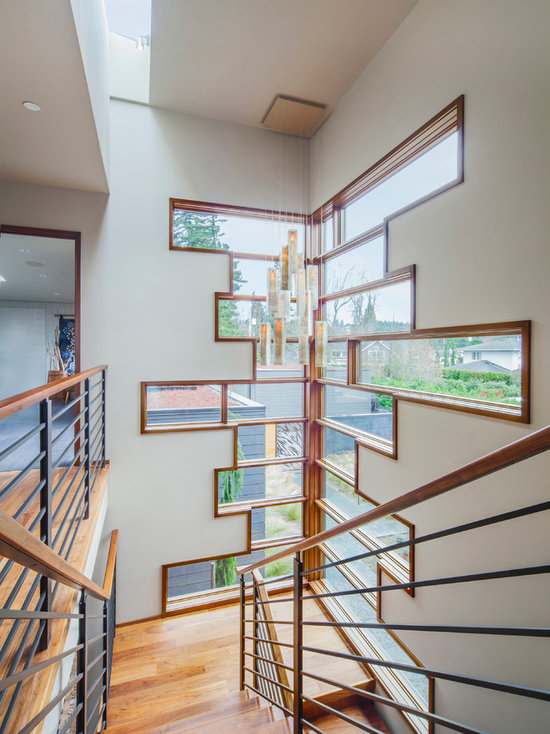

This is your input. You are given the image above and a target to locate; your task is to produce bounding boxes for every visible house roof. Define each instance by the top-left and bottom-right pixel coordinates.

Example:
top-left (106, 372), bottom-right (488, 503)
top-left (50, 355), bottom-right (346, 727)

top-left (361, 341), bottom-right (391, 352)
top-left (448, 360), bottom-right (511, 374)
top-left (462, 338), bottom-right (520, 353)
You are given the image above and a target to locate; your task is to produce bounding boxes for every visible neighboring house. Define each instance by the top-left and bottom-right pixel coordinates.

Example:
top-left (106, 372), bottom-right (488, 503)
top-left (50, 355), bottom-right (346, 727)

top-left (461, 337), bottom-right (521, 371)
top-left (448, 359), bottom-right (511, 374)
top-left (360, 340), bottom-right (392, 365)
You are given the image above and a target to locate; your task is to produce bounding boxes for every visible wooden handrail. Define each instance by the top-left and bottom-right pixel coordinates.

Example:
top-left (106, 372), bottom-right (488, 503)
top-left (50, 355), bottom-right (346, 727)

top-left (102, 530), bottom-right (119, 598)
top-left (0, 507), bottom-right (119, 601)
top-left (238, 425), bottom-right (550, 576)
top-left (0, 365), bottom-right (108, 421)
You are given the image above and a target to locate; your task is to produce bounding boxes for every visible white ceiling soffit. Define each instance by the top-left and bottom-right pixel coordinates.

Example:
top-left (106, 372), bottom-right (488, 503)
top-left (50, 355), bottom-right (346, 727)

top-left (149, 0), bottom-right (418, 130)
top-left (0, 234), bottom-right (75, 304)
top-left (0, 0), bottom-right (109, 193)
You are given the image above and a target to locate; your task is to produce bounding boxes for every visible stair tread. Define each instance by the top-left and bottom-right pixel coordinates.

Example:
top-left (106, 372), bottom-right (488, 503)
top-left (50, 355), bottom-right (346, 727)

top-left (304, 702), bottom-right (390, 734)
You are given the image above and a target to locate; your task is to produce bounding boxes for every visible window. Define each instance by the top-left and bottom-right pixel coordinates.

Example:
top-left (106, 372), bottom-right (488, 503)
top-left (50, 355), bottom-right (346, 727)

top-left (143, 384), bottom-right (222, 428)
top-left (356, 327), bottom-right (528, 421)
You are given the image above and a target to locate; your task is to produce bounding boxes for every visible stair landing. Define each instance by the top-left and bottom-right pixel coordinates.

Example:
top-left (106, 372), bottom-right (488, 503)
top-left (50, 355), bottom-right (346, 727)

top-left (106, 598), bottom-right (390, 734)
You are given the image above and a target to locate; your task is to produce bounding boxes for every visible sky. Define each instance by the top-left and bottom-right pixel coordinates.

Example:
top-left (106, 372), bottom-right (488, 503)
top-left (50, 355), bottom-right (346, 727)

top-left (104, 0), bottom-right (151, 39)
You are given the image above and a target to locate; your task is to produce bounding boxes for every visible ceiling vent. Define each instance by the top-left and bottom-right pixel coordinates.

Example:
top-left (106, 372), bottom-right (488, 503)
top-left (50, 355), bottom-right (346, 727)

top-left (261, 94), bottom-right (328, 138)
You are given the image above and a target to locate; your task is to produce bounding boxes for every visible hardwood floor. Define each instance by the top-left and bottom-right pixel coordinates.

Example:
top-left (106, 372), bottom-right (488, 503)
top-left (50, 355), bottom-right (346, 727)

top-left (105, 593), bottom-right (390, 733)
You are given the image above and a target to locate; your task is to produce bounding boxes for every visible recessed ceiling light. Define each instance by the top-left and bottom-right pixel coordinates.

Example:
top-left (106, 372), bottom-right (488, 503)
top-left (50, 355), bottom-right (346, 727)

top-left (26, 260), bottom-right (44, 267)
top-left (53, 292), bottom-right (61, 296)
top-left (23, 101), bottom-right (40, 112)
top-left (18, 248), bottom-right (30, 253)
top-left (39, 273), bottom-right (47, 278)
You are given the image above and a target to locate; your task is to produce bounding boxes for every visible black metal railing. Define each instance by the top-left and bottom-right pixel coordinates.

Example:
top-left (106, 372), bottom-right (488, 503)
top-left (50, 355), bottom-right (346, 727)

top-left (239, 571), bottom-right (293, 716)
top-left (238, 426), bottom-right (550, 734)
top-left (0, 519), bottom-right (117, 734)
top-left (0, 366), bottom-right (110, 732)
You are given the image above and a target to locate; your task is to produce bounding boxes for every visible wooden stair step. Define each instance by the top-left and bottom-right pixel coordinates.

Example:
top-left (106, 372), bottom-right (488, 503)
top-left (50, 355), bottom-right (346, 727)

top-left (304, 702), bottom-right (390, 734)
top-left (105, 690), bottom-right (289, 734)
top-left (303, 680), bottom-right (375, 721)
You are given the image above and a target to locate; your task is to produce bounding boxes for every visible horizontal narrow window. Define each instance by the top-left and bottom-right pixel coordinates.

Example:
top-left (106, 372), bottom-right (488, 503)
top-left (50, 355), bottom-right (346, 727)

top-left (324, 384), bottom-right (393, 443)
top-left (228, 384), bottom-right (304, 420)
top-left (324, 236), bottom-right (384, 294)
top-left (323, 517), bottom-right (378, 587)
top-left (238, 422), bottom-right (304, 462)
top-left (218, 462), bottom-right (303, 505)
top-left (325, 279), bottom-right (411, 337)
top-left (323, 469), bottom-right (369, 516)
top-left (144, 385), bottom-right (221, 426)
top-left (218, 298), bottom-right (299, 339)
top-left (252, 502), bottom-right (303, 544)
top-left (165, 546), bottom-right (289, 605)
top-left (172, 205), bottom-right (305, 256)
top-left (264, 545), bottom-right (295, 579)
top-left (322, 472), bottom-right (410, 565)
top-left (256, 358), bottom-right (305, 380)
top-left (322, 342), bottom-right (348, 381)
top-left (358, 332), bottom-right (524, 417)
top-left (323, 426), bottom-right (356, 478)
top-left (344, 132), bottom-right (460, 242)
top-left (320, 555), bottom-right (429, 708)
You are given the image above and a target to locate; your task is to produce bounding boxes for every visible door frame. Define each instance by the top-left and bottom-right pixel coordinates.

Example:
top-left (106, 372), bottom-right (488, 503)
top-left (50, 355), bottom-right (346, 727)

top-left (0, 224), bottom-right (81, 373)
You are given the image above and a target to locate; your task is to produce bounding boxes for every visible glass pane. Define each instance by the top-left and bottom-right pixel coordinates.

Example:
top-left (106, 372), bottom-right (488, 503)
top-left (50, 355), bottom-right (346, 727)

top-left (172, 209), bottom-right (305, 256)
top-left (324, 384), bottom-right (393, 442)
top-left (323, 427), bottom-right (356, 478)
top-left (323, 472), bottom-right (410, 563)
top-left (167, 548), bottom-right (275, 599)
top-left (344, 133), bottom-right (459, 242)
top-left (236, 258), bottom-right (272, 295)
top-left (359, 334), bottom-right (523, 408)
top-left (218, 463), bottom-right (303, 505)
top-left (253, 502), bottom-right (303, 543)
top-left (323, 555), bottom-right (429, 706)
top-left (146, 385), bottom-right (221, 426)
top-left (322, 342), bottom-right (347, 381)
top-left (238, 423), bottom-right (304, 461)
top-left (324, 237), bottom-right (384, 295)
top-left (325, 280), bottom-right (411, 337)
top-left (324, 515), bottom-right (378, 586)
top-left (256, 344), bottom-right (304, 378)
top-left (264, 545), bottom-right (295, 579)
top-left (324, 470), bottom-right (370, 516)
top-left (322, 217), bottom-right (334, 252)
top-left (219, 300), bottom-right (299, 339)
top-left (228, 383), bottom-right (304, 420)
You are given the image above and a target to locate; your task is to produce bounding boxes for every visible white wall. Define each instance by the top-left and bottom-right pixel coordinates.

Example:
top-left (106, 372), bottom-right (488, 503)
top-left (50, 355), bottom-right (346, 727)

top-left (70, 0), bottom-right (110, 180)
top-left (310, 1), bottom-right (550, 732)
top-left (109, 31), bottom-right (150, 104)
top-left (0, 99), bottom-right (308, 624)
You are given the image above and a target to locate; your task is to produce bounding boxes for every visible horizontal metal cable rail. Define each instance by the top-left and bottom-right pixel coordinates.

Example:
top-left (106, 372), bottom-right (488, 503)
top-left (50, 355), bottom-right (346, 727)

top-left (0, 367), bottom-right (114, 733)
top-left (238, 425), bottom-right (550, 733)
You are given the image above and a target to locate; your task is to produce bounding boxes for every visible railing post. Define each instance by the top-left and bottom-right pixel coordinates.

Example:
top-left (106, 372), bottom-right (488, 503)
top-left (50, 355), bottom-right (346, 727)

top-left (77, 589), bottom-right (88, 734)
top-left (102, 598), bottom-right (109, 730)
top-left (253, 580), bottom-right (258, 691)
top-left (101, 369), bottom-right (106, 468)
top-left (239, 575), bottom-right (246, 691)
top-left (38, 397), bottom-right (52, 651)
top-left (84, 378), bottom-right (91, 519)
top-left (293, 552), bottom-right (303, 734)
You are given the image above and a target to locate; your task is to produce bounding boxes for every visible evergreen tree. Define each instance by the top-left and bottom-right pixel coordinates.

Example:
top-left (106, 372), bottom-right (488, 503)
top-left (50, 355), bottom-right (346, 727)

top-left (173, 212), bottom-right (246, 335)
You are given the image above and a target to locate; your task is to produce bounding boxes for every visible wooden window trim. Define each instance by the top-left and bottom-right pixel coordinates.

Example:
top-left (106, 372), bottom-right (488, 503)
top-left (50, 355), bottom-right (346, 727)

top-left (310, 577), bottom-right (433, 734)
top-left (352, 320), bottom-right (530, 424)
top-left (141, 381), bottom-right (308, 434)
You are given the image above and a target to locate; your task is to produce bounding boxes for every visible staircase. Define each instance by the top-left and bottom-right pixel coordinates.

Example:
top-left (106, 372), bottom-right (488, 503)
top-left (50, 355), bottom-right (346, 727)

top-left (105, 687), bottom-right (389, 734)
